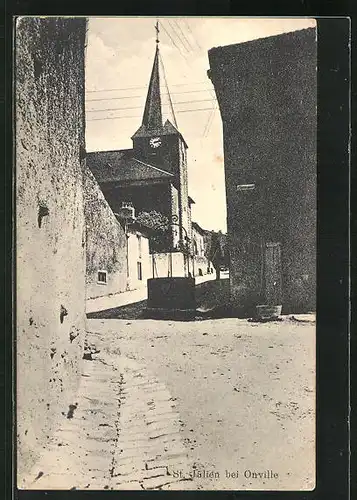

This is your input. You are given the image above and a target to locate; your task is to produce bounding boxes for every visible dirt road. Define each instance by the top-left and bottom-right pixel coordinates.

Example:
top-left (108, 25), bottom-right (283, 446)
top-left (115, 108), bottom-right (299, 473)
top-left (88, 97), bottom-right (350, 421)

top-left (87, 316), bottom-right (315, 490)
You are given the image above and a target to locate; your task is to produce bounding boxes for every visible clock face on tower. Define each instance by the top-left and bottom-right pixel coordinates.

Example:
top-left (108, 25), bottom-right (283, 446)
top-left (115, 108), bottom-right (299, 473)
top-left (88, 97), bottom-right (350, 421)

top-left (149, 137), bottom-right (162, 149)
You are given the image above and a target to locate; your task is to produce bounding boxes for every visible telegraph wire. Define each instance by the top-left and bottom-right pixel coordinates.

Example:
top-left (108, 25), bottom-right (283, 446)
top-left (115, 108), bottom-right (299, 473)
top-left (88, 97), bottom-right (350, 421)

top-left (174, 19), bottom-right (195, 52)
top-left (203, 102), bottom-right (217, 138)
top-left (202, 105), bottom-right (215, 137)
top-left (86, 88), bottom-right (215, 103)
top-left (87, 107), bottom-right (213, 122)
top-left (202, 87), bottom-right (219, 137)
top-left (182, 18), bottom-right (202, 51)
top-left (87, 97), bottom-right (217, 113)
top-left (168, 19), bottom-right (191, 53)
top-left (159, 21), bottom-right (187, 61)
top-left (87, 84), bottom-right (147, 93)
top-left (159, 52), bottom-right (178, 128)
top-left (85, 81), bottom-right (209, 94)
top-left (86, 94), bottom-right (145, 102)
top-left (166, 19), bottom-right (190, 54)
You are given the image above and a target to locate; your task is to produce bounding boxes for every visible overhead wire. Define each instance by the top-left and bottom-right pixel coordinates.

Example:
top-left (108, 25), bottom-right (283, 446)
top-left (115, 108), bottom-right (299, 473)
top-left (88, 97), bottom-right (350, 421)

top-left (86, 81), bottom-right (211, 93)
top-left (159, 21), bottom-right (187, 61)
top-left (169, 19), bottom-right (191, 53)
top-left (86, 88), bottom-right (215, 102)
top-left (203, 103), bottom-right (217, 138)
top-left (86, 19), bottom-right (218, 141)
top-left (158, 52), bottom-right (178, 128)
top-left (166, 19), bottom-right (190, 54)
top-left (171, 17), bottom-right (217, 139)
top-left (174, 19), bottom-right (195, 52)
top-left (182, 18), bottom-right (202, 51)
top-left (87, 107), bottom-right (213, 122)
top-left (202, 89), bottom-right (218, 137)
top-left (86, 98), bottom-right (217, 113)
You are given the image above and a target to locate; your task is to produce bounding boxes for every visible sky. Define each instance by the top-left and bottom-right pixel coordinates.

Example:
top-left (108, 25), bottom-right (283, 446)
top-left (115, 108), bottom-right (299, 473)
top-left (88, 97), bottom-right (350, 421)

top-left (85, 17), bottom-right (316, 232)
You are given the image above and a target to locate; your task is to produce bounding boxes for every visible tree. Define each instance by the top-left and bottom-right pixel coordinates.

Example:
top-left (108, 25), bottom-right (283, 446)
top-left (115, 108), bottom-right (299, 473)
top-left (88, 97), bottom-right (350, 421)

top-left (135, 210), bottom-right (171, 252)
top-left (206, 230), bottom-right (229, 280)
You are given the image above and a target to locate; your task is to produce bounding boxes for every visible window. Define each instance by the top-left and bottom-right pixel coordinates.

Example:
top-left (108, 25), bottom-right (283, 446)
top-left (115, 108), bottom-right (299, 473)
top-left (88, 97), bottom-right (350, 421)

top-left (236, 183), bottom-right (255, 192)
top-left (97, 271), bottom-right (107, 284)
top-left (137, 234), bottom-right (142, 258)
top-left (137, 262), bottom-right (142, 281)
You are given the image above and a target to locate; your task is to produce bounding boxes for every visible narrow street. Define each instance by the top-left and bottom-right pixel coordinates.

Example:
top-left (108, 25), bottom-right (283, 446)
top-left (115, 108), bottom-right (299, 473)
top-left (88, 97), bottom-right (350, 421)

top-left (86, 314), bottom-right (315, 490)
top-left (20, 277), bottom-right (315, 491)
top-left (16, 16), bottom-right (324, 495)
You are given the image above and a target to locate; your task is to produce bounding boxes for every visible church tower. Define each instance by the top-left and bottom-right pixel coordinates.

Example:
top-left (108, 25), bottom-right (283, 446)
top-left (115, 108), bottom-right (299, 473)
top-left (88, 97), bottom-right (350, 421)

top-left (131, 22), bottom-right (191, 246)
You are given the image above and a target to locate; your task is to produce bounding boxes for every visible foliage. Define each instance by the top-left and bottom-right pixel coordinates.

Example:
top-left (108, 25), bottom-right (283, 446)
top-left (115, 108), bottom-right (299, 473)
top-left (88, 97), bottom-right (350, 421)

top-left (206, 231), bottom-right (230, 274)
top-left (136, 210), bottom-right (170, 233)
top-left (136, 210), bottom-right (171, 252)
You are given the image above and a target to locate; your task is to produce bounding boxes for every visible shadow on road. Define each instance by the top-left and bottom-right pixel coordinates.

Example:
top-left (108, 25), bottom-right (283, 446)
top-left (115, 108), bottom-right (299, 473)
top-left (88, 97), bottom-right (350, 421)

top-left (86, 279), bottom-right (232, 321)
top-left (86, 300), bottom-right (148, 320)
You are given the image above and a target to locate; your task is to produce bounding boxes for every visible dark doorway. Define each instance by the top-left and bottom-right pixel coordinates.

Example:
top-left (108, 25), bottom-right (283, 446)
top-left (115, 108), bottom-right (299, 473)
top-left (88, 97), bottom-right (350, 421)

top-left (137, 261), bottom-right (142, 281)
top-left (264, 242), bottom-right (282, 305)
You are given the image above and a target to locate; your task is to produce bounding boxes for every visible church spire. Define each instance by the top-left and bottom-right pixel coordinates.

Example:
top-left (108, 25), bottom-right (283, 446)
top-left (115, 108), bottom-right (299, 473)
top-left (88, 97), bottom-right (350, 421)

top-left (132, 20), bottom-right (182, 142)
top-left (141, 21), bottom-right (162, 131)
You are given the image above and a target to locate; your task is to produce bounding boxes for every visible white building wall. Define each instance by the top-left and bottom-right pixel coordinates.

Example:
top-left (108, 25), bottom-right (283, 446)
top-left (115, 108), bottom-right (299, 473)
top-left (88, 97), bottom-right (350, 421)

top-left (127, 231), bottom-right (151, 290)
top-left (151, 252), bottom-right (186, 278)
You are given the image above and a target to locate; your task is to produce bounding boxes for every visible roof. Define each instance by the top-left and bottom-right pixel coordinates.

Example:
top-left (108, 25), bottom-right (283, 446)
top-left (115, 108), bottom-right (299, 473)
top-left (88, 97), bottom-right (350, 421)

top-left (86, 149), bottom-right (174, 184)
top-left (192, 221), bottom-right (208, 235)
top-left (130, 44), bottom-right (188, 148)
top-left (208, 27), bottom-right (315, 57)
top-left (141, 46), bottom-right (162, 131)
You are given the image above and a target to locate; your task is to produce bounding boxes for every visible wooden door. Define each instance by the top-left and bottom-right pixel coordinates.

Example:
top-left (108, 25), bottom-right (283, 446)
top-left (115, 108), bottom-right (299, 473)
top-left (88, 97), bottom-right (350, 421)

top-left (264, 242), bottom-right (282, 305)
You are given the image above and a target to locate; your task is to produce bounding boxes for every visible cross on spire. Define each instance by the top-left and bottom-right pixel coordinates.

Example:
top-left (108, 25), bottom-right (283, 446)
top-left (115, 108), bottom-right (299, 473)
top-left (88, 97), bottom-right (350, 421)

top-left (132, 18), bottom-right (180, 137)
top-left (155, 20), bottom-right (160, 45)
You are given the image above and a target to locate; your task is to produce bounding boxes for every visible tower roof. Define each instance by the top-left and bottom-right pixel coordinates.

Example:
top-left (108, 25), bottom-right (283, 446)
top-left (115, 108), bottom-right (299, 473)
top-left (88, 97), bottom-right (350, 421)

top-left (141, 46), bottom-right (162, 131)
top-left (132, 29), bottom-right (187, 147)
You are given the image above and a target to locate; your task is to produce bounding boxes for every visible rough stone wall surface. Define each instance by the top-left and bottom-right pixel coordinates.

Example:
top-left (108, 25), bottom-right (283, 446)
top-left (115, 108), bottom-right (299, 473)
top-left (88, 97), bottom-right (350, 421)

top-left (209, 28), bottom-right (316, 313)
top-left (16, 17), bottom-right (87, 480)
top-left (84, 168), bottom-right (128, 299)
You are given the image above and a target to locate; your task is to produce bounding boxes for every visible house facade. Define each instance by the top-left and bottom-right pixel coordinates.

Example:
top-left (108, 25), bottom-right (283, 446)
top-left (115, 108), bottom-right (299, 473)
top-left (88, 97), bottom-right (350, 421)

top-left (208, 28), bottom-right (317, 316)
top-left (84, 168), bottom-right (151, 299)
top-left (191, 221), bottom-right (214, 276)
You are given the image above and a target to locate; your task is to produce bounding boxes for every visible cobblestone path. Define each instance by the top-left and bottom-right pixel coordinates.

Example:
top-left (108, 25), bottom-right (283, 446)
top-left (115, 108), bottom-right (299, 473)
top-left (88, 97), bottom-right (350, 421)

top-left (20, 332), bottom-right (195, 490)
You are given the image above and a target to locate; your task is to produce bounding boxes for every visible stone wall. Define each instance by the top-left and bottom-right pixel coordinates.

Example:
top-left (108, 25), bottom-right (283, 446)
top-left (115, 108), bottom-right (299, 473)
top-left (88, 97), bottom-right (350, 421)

top-left (16, 17), bottom-right (87, 480)
top-left (84, 167), bottom-right (128, 300)
top-left (208, 28), bottom-right (316, 315)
